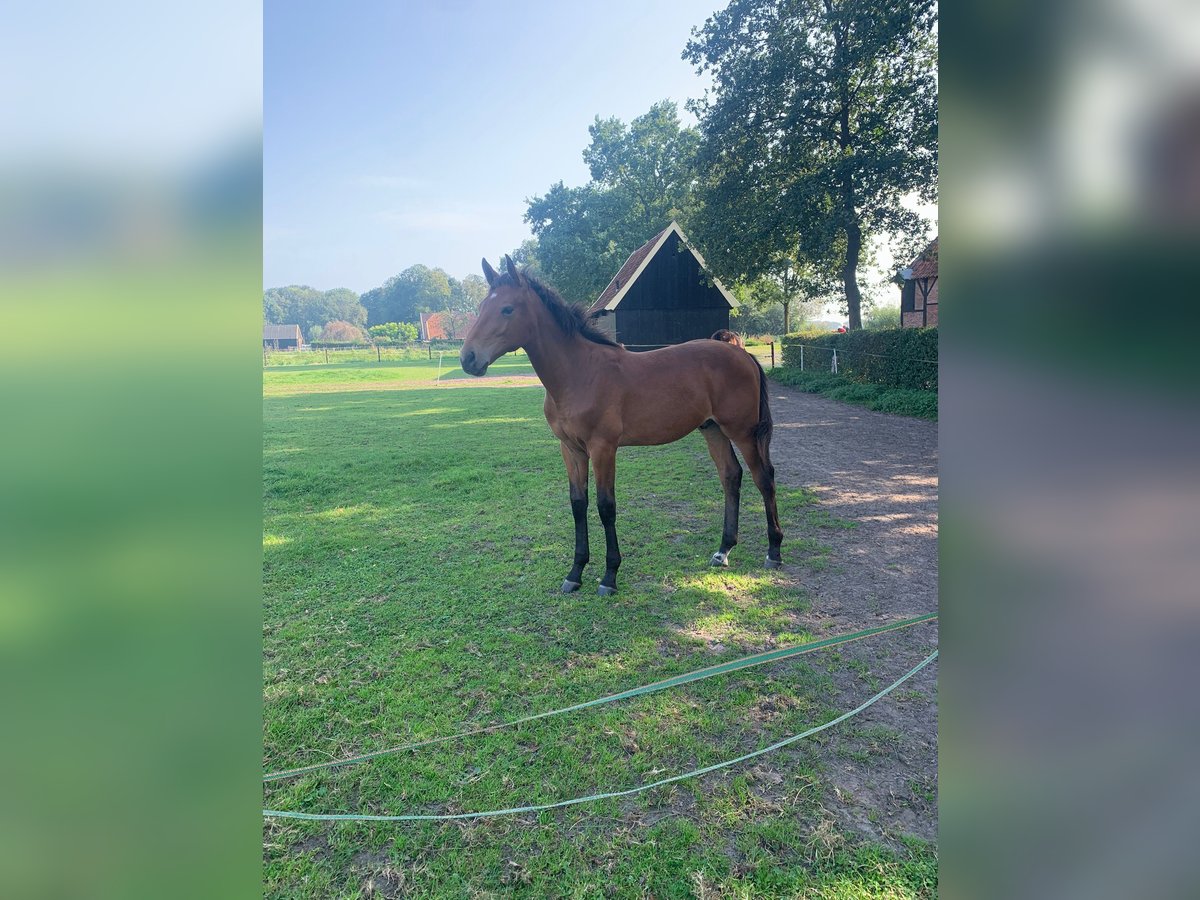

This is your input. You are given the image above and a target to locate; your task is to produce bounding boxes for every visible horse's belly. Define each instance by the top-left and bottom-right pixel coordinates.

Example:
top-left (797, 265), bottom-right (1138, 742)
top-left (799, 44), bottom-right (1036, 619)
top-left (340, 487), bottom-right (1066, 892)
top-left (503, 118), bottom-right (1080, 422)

top-left (618, 414), bottom-right (706, 447)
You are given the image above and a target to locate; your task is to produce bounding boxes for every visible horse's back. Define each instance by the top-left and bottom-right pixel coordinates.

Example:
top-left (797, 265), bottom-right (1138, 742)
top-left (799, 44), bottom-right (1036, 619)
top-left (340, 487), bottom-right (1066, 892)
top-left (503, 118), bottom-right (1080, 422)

top-left (631, 339), bottom-right (759, 382)
top-left (607, 339), bottom-right (762, 445)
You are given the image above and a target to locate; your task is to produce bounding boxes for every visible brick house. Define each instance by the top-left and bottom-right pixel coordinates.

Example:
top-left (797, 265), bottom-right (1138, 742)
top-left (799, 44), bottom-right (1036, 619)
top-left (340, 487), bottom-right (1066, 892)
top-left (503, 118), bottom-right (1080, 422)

top-left (419, 311), bottom-right (477, 341)
top-left (899, 237), bottom-right (938, 328)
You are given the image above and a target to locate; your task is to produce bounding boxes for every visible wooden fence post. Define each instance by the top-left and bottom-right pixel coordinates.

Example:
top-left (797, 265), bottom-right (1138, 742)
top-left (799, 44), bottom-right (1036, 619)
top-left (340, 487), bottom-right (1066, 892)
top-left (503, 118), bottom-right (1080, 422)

top-left (324, 347), bottom-right (329, 364)
top-left (770, 341), bottom-right (775, 368)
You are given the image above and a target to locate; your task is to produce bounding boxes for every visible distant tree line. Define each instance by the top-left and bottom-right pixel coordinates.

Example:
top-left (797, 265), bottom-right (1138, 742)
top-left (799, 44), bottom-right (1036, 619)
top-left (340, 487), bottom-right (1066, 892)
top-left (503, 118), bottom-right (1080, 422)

top-left (263, 268), bottom-right (490, 344)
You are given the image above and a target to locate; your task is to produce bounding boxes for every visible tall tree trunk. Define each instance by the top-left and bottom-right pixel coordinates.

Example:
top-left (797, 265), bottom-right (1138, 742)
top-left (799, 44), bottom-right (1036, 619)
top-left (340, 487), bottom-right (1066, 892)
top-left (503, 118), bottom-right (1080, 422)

top-left (782, 298), bottom-right (791, 335)
top-left (834, 16), bottom-right (863, 330)
top-left (843, 220), bottom-right (863, 330)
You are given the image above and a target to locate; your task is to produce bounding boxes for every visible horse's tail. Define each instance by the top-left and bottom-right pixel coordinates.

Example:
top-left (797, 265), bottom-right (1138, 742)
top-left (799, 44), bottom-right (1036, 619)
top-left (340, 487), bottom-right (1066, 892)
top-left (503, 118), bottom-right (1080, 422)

top-left (752, 357), bottom-right (773, 467)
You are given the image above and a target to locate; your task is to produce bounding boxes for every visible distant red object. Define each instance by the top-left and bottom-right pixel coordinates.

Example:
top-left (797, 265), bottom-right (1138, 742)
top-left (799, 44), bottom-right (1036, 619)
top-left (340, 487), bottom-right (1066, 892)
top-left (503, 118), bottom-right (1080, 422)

top-left (837, 326), bottom-right (848, 333)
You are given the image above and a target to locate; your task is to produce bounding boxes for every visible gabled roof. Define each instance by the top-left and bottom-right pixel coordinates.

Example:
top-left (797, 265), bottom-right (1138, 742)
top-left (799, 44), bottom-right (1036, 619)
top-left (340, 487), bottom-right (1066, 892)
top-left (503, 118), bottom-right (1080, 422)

top-left (908, 237), bottom-right (938, 279)
top-left (587, 221), bottom-right (738, 313)
top-left (263, 324), bottom-right (303, 339)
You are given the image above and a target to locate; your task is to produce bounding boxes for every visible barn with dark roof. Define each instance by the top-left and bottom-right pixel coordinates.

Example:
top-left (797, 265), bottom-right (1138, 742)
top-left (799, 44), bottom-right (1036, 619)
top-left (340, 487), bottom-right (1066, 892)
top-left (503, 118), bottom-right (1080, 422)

top-left (263, 324), bottom-right (304, 350)
top-left (587, 221), bottom-right (737, 349)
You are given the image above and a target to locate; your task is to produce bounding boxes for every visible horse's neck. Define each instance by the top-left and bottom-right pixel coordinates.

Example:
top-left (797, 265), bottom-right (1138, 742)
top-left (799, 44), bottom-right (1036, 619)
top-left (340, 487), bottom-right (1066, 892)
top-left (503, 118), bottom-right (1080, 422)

top-left (523, 319), bottom-right (593, 402)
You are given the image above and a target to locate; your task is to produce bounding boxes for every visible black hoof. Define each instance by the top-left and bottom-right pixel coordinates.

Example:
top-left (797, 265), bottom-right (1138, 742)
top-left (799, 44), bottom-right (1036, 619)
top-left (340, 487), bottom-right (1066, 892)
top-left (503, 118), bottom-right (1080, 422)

top-left (597, 584), bottom-right (617, 596)
top-left (765, 556), bottom-right (782, 569)
top-left (561, 580), bottom-right (582, 594)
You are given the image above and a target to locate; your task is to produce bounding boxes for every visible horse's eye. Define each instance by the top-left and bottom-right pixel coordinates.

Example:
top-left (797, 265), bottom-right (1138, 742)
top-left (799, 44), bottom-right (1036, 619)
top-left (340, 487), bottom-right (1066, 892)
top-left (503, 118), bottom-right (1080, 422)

top-left (501, 306), bottom-right (514, 317)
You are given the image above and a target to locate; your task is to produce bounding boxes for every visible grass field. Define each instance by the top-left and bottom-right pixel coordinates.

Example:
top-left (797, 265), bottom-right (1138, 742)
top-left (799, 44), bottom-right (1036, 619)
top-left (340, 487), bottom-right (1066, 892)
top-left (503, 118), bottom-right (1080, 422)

top-left (263, 358), bottom-right (936, 898)
top-left (264, 352), bottom-right (536, 395)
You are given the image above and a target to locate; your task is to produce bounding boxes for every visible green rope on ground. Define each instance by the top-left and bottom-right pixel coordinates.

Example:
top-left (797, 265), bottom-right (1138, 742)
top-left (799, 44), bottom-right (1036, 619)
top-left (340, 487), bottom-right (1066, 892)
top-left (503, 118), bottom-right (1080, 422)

top-left (263, 648), bottom-right (937, 822)
top-left (264, 612), bottom-right (937, 783)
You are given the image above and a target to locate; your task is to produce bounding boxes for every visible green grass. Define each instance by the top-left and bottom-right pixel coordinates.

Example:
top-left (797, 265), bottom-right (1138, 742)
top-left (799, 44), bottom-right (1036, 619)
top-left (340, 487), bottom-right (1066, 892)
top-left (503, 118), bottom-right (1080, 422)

top-left (263, 359), bottom-right (937, 898)
top-left (266, 344), bottom-right (472, 366)
top-left (263, 352), bottom-right (536, 394)
top-left (769, 368), bottom-right (938, 420)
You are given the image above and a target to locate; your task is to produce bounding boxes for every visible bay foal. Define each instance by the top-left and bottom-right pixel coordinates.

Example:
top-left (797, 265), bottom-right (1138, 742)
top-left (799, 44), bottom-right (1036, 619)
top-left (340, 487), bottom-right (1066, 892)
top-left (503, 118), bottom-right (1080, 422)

top-left (460, 256), bottom-right (782, 595)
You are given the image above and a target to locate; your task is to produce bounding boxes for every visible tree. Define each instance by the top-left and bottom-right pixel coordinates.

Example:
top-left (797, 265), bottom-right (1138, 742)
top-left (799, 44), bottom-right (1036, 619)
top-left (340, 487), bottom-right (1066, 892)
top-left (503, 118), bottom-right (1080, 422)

top-left (439, 311), bottom-right (476, 340)
top-left (685, 0), bottom-right (938, 329)
top-left (263, 285), bottom-right (366, 335)
top-left (320, 320), bottom-right (367, 343)
top-left (582, 100), bottom-right (701, 235)
top-left (505, 238), bottom-right (541, 273)
top-left (361, 265), bottom-right (453, 325)
top-left (368, 322), bottom-right (419, 343)
top-left (865, 305), bottom-right (901, 328)
top-left (448, 274), bottom-right (488, 313)
top-left (730, 299), bottom-right (786, 337)
top-left (523, 183), bottom-right (616, 303)
top-left (525, 100), bottom-right (701, 304)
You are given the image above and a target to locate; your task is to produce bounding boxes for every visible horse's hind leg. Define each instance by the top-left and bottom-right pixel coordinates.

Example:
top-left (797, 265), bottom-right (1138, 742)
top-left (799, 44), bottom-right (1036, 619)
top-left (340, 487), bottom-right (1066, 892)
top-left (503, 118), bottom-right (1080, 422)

top-left (701, 422), bottom-right (742, 566)
top-left (560, 443), bottom-right (590, 593)
top-left (591, 444), bottom-right (621, 596)
top-left (732, 434), bottom-right (784, 568)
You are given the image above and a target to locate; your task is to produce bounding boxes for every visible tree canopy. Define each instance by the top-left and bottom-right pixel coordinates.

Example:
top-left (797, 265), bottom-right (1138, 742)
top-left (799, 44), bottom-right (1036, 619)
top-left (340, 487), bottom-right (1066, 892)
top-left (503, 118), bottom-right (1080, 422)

top-left (360, 264), bottom-right (453, 326)
top-left (368, 321), bottom-right (419, 343)
top-left (525, 100), bottom-right (700, 304)
top-left (685, 0), bottom-right (938, 328)
top-left (448, 273), bottom-right (488, 313)
top-left (263, 285), bottom-right (366, 336)
top-left (318, 320), bottom-right (368, 343)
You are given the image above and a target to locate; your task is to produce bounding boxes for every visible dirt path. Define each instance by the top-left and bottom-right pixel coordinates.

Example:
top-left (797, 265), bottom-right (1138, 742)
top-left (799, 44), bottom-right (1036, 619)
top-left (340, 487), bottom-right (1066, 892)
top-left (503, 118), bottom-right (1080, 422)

top-left (767, 384), bottom-right (938, 847)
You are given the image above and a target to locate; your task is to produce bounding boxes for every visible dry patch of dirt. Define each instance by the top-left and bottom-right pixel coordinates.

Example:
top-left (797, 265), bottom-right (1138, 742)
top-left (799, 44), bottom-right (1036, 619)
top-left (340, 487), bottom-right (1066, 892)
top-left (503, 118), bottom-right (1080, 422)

top-left (766, 384), bottom-right (938, 847)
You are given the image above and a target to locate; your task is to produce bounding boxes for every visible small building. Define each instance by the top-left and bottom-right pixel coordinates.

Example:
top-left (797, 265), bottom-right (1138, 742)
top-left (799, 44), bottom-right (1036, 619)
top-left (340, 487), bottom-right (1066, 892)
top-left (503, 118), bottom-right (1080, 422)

top-left (899, 237), bottom-right (938, 328)
top-left (587, 221), bottom-right (737, 349)
top-left (263, 324), bottom-right (304, 349)
top-left (419, 311), bottom-right (477, 341)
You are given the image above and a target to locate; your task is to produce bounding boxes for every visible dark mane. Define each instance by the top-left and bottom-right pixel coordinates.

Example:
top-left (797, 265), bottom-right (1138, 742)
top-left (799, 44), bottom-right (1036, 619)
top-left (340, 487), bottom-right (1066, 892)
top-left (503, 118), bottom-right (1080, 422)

top-left (497, 270), bottom-right (620, 347)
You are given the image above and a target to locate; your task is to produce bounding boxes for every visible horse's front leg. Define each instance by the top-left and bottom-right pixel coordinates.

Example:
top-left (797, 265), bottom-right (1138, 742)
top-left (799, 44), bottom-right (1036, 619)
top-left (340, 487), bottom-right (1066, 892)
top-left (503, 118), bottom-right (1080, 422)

top-left (591, 444), bottom-right (621, 596)
top-left (560, 443), bottom-right (590, 593)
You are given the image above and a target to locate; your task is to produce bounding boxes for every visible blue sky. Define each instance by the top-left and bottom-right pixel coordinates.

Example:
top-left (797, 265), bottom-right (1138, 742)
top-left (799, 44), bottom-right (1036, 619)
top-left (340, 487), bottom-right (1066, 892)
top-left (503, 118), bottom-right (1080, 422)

top-left (265, 0), bottom-right (723, 292)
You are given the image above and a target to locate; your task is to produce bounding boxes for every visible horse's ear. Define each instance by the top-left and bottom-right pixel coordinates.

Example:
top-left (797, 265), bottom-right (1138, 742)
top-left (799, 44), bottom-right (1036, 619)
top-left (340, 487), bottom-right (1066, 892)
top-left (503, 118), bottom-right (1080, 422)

top-left (481, 257), bottom-right (499, 287)
top-left (504, 255), bottom-right (521, 283)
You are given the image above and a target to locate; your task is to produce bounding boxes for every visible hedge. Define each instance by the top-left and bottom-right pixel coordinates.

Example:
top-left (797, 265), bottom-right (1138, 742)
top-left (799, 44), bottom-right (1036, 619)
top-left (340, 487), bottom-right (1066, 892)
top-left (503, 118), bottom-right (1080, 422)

top-left (780, 327), bottom-right (937, 392)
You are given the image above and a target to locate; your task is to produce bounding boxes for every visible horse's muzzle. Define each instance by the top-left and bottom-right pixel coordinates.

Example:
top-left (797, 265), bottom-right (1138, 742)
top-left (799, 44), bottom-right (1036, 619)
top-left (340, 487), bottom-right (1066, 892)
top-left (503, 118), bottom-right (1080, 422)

top-left (459, 347), bottom-right (487, 377)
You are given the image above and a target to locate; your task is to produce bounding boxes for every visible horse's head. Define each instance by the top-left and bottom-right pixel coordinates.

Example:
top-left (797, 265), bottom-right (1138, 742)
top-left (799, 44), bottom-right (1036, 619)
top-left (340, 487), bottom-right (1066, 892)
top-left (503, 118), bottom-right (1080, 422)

top-left (460, 255), bottom-right (537, 376)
